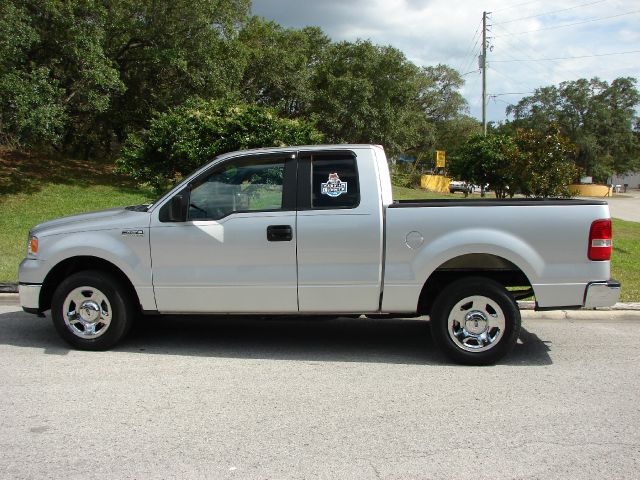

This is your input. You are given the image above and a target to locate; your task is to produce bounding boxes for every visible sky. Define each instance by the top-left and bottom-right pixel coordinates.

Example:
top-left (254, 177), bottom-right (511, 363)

top-left (251, 0), bottom-right (640, 123)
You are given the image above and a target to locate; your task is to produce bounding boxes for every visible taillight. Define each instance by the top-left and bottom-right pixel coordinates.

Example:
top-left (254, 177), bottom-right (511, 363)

top-left (588, 219), bottom-right (612, 261)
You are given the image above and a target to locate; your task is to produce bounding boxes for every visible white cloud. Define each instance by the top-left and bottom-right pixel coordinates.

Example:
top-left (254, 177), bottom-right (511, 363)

top-left (252, 0), bottom-right (640, 122)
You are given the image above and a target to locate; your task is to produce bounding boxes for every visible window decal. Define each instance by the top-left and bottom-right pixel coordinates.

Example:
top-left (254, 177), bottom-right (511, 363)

top-left (320, 172), bottom-right (348, 197)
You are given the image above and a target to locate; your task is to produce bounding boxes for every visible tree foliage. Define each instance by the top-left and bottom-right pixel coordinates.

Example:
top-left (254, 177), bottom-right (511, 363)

top-left (238, 17), bottom-right (330, 116)
top-left (449, 130), bottom-right (579, 198)
top-left (448, 134), bottom-right (520, 198)
top-left (0, 0), bottom-right (250, 154)
top-left (507, 77), bottom-right (640, 180)
top-left (0, 1), bottom-right (473, 165)
top-left (116, 98), bottom-right (323, 193)
top-left (513, 127), bottom-right (579, 198)
top-left (308, 40), bottom-right (431, 157)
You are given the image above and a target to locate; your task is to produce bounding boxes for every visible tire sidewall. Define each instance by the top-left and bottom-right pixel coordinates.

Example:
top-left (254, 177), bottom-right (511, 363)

top-left (51, 270), bottom-right (133, 350)
top-left (431, 277), bottom-right (521, 365)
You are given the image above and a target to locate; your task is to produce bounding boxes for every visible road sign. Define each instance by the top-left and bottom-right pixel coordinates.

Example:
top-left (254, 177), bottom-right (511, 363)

top-left (436, 150), bottom-right (446, 168)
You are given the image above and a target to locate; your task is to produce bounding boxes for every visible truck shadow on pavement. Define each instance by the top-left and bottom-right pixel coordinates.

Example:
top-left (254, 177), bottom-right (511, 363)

top-left (0, 311), bottom-right (552, 366)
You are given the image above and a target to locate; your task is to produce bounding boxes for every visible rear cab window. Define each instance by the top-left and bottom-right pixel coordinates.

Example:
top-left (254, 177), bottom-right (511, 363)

top-left (299, 152), bottom-right (360, 210)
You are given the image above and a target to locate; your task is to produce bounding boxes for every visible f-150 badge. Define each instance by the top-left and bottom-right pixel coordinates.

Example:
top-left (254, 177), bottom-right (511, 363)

top-left (321, 172), bottom-right (348, 197)
top-left (121, 229), bottom-right (144, 237)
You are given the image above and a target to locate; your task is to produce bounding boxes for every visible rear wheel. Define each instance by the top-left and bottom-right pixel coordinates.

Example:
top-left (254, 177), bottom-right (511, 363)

top-left (430, 277), bottom-right (520, 365)
top-left (51, 270), bottom-right (134, 350)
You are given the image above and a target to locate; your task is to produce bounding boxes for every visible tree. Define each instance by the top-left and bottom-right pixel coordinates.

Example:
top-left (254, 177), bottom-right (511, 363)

top-left (0, 0), bottom-right (251, 154)
top-left (237, 17), bottom-right (330, 116)
top-left (417, 65), bottom-right (468, 123)
top-left (405, 65), bottom-right (472, 167)
top-left (116, 98), bottom-right (323, 193)
top-left (506, 77), bottom-right (640, 180)
top-left (308, 40), bottom-right (430, 157)
top-left (448, 134), bottom-right (520, 198)
top-left (102, 0), bottom-right (250, 146)
top-left (514, 127), bottom-right (579, 198)
top-left (0, 0), bottom-right (122, 148)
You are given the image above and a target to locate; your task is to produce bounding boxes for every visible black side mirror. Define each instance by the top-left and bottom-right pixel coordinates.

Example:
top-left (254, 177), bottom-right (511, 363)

top-left (168, 193), bottom-right (188, 222)
top-left (159, 188), bottom-right (189, 223)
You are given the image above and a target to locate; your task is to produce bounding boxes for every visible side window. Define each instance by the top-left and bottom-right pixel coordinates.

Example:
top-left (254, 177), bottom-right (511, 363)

top-left (311, 155), bottom-right (360, 209)
top-left (188, 157), bottom-right (286, 220)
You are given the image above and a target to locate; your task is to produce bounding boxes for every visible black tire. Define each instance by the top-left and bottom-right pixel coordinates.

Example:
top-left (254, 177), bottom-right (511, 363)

top-left (430, 277), bottom-right (520, 365)
top-left (51, 270), bottom-right (134, 350)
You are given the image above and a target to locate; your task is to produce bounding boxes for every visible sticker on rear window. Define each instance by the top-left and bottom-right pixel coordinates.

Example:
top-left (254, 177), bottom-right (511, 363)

top-left (321, 173), bottom-right (348, 197)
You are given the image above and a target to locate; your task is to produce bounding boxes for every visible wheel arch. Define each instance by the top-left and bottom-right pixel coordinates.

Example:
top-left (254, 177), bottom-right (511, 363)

top-left (39, 256), bottom-right (141, 313)
top-left (417, 252), bottom-right (534, 315)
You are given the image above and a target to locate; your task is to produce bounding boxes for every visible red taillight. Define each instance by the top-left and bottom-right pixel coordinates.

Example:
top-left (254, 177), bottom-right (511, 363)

top-left (588, 219), bottom-right (612, 261)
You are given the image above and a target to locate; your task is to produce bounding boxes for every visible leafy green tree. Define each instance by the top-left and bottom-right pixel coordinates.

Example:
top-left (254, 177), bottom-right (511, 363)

top-left (0, 0), bottom-right (121, 148)
top-left (308, 40), bottom-right (430, 157)
top-left (405, 65), bottom-right (472, 167)
top-left (102, 0), bottom-right (250, 146)
top-left (417, 65), bottom-right (468, 122)
top-left (0, 0), bottom-right (251, 154)
top-left (116, 98), bottom-right (323, 193)
top-left (448, 134), bottom-right (520, 198)
top-left (238, 17), bottom-right (330, 116)
top-left (0, 68), bottom-right (66, 147)
top-left (514, 127), bottom-right (579, 198)
top-left (507, 77), bottom-right (640, 180)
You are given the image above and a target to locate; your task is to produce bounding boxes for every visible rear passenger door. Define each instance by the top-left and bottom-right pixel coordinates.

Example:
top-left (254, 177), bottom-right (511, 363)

top-left (296, 150), bottom-right (384, 313)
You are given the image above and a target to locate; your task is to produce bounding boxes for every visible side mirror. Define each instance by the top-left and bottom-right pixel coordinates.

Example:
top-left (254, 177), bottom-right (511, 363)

top-left (168, 194), bottom-right (187, 222)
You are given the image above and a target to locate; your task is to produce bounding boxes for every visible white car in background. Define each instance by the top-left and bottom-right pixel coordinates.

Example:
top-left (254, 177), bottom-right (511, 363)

top-left (449, 180), bottom-right (472, 194)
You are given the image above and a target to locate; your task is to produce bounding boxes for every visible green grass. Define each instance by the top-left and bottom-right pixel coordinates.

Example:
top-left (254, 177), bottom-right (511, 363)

top-left (0, 150), bottom-right (152, 281)
top-left (1, 154), bottom-right (638, 302)
top-left (611, 219), bottom-right (640, 302)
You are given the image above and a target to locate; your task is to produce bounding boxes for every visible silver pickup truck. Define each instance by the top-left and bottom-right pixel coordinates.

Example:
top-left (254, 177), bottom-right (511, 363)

top-left (19, 144), bottom-right (620, 364)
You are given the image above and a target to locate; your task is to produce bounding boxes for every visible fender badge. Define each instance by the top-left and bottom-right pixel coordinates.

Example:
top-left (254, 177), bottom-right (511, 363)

top-left (122, 229), bottom-right (144, 237)
top-left (321, 172), bottom-right (348, 197)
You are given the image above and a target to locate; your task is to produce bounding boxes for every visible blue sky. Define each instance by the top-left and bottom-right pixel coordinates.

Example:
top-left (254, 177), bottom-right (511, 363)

top-left (251, 0), bottom-right (640, 123)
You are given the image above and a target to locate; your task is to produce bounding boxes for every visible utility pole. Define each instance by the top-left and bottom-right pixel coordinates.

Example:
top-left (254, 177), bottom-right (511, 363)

top-left (481, 11), bottom-right (488, 136)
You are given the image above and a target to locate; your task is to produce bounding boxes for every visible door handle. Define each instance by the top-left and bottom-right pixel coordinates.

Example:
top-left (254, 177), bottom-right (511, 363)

top-left (267, 225), bottom-right (293, 242)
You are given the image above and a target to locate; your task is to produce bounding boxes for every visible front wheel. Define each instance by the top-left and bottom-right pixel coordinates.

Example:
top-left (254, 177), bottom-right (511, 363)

top-left (51, 270), bottom-right (134, 350)
top-left (430, 277), bottom-right (521, 365)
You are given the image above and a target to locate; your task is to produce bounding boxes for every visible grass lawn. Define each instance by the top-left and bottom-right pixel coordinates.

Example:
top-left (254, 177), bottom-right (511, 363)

top-left (0, 150), bottom-right (153, 281)
top-left (1, 152), bottom-right (638, 302)
top-left (611, 219), bottom-right (640, 302)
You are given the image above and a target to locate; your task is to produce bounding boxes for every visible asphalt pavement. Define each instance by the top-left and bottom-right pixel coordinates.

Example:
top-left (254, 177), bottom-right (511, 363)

top-left (596, 188), bottom-right (640, 223)
top-left (1, 303), bottom-right (639, 479)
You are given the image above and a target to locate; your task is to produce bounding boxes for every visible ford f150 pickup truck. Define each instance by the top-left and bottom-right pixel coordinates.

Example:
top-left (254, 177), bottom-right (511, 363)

top-left (19, 144), bottom-right (620, 364)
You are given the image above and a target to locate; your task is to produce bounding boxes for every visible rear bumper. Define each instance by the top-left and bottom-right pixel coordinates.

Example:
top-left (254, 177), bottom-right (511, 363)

top-left (19, 283), bottom-right (42, 312)
top-left (583, 279), bottom-right (620, 308)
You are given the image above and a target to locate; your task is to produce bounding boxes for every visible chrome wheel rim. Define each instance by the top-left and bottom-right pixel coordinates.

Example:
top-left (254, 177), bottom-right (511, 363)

top-left (447, 295), bottom-right (505, 352)
top-left (62, 286), bottom-right (112, 339)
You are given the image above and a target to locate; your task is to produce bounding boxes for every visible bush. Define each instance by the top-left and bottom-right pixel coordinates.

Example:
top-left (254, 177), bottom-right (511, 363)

top-left (117, 98), bottom-right (323, 193)
top-left (390, 162), bottom-right (422, 188)
top-left (514, 127), bottom-right (579, 198)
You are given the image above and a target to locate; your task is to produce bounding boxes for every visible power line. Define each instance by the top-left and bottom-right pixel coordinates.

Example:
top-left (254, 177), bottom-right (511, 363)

top-left (492, 0), bottom-right (543, 13)
top-left (487, 66), bottom-right (535, 99)
top-left (493, 9), bottom-right (640, 38)
top-left (491, 49), bottom-right (640, 62)
top-left (455, 20), bottom-right (483, 74)
top-left (491, 23), bottom-right (586, 79)
top-left (488, 92), bottom-right (536, 96)
top-left (494, 0), bottom-right (606, 25)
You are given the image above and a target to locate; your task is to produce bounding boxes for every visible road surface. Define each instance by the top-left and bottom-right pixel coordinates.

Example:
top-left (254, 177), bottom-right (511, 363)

top-left (1, 303), bottom-right (639, 479)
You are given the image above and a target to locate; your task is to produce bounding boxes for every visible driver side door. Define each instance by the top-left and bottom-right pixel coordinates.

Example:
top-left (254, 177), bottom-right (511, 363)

top-left (149, 153), bottom-right (298, 313)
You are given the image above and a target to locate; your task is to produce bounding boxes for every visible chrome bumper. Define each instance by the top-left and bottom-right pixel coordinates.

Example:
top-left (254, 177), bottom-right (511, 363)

top-left (19, 283), bottom-right (42, 312)
top-left (583, 280), bottom-right (620, 308)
